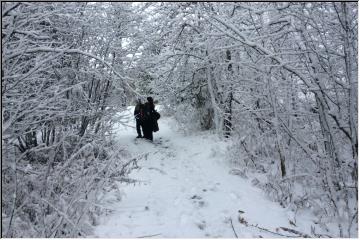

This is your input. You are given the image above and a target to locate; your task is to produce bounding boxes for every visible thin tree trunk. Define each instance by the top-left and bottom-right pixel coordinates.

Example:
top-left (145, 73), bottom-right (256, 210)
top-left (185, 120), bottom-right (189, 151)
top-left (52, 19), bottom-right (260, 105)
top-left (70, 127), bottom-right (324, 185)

top-left (205, 47), bottom-right (221, 133)
top-left (268, 75), bottom-right (286, 177)
top-left (224, 49), bottom-right (233, 138)
top-left (341, 3), bottom-right (358, 160)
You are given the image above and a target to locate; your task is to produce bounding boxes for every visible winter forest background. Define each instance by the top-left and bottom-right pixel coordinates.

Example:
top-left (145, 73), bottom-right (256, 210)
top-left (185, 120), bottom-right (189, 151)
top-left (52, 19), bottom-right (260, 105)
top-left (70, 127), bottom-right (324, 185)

top-left (1, 2), bottom-right (358, 238)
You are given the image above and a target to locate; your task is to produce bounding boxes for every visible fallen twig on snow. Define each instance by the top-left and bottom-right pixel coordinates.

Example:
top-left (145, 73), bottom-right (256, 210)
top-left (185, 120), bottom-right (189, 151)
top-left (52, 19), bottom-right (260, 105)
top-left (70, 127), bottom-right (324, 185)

top-left (238, 215), bottom-right (301, 238)
top-left (279, 227), bottom-right (311, 238)
top-left (137, 233), bottom-right (162, 238)
top-left (249, 223), bottom-right (298, 238)
top-left (230, 218), bottom-right (239, 238)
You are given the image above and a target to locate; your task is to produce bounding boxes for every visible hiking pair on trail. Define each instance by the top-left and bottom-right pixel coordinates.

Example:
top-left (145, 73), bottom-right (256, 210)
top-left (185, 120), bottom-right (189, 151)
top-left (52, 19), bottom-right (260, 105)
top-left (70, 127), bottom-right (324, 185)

top-left (134, 97), bottom-right (160, 141)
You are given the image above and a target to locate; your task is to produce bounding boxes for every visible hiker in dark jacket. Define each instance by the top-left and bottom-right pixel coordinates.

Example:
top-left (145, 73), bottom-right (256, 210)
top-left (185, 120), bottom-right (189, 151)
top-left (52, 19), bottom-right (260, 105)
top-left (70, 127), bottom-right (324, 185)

top-left (134, 98), bottom-right (144, 138)
top-left (142, 96), bottom-right (159, 141)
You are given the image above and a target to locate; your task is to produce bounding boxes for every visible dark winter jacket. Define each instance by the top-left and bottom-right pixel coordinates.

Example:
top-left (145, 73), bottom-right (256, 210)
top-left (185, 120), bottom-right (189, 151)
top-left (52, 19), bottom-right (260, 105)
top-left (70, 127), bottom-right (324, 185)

top-left (134, 103), bottom-right (144, 120)
top-left (143, 102), bottom-right (160, 132)
top-left (143, 102), bottom-right (155, 121)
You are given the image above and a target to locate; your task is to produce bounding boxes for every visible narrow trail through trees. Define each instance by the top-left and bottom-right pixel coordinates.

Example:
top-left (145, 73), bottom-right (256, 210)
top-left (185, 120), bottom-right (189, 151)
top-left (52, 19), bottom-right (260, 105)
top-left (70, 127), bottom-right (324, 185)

top-left (93, 110), bottom-right (315, 238)
top-left (2, 3), bottom-right (357, 237)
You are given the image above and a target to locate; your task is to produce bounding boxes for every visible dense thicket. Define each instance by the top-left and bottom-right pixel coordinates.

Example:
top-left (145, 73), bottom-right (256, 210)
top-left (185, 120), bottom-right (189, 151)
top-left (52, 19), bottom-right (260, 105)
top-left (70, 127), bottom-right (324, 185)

top-left (2, 2), bottom-right (141, 237)
top-left (2, 2), bottom-right (358, 237)
top-left (139, 2), bottom-right (358, 237)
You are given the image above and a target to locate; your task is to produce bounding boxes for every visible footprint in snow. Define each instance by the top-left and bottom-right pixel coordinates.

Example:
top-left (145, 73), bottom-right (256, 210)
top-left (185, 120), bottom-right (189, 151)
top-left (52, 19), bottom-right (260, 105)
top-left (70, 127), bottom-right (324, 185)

top-left (191, 195), bottom-right (202, 200)
top-left (147, 167), bottom-right (167, 175)
top-left (197, 201), bottom-right (206, 208)
top-left (190, 195), bottom-right (208, 208)
top-left (195, 220), bottom-right (206, 230)
top-left (166, 152), bottom-right (176, 158)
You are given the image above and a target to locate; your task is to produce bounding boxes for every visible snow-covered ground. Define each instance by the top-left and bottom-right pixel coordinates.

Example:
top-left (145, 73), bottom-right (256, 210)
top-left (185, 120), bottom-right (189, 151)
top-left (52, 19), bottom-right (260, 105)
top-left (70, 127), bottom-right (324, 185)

top-left (92, 106), bottom-right (321, 238)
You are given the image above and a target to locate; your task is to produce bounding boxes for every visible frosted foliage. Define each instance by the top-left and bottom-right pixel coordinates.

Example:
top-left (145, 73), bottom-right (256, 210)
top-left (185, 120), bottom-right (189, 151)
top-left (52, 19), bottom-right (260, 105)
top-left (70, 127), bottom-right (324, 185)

top-left (139, 2), bottom-right (358, 237)
top-left (2, 2), bottom-right (142, 237)
top-left (2, 2), bottom-right (358, 238)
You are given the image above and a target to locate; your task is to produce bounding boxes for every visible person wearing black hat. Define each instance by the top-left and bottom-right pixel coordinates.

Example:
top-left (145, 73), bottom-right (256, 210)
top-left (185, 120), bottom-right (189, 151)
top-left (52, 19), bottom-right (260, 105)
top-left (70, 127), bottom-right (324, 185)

top-left (142, 97), bottom-right (157, 141)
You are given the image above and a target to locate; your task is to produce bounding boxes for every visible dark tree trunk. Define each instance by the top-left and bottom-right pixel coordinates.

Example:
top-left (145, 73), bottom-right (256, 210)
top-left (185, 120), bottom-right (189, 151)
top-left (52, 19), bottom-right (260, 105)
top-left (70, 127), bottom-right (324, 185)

top-left (224, 49), bottom-right (233, 138)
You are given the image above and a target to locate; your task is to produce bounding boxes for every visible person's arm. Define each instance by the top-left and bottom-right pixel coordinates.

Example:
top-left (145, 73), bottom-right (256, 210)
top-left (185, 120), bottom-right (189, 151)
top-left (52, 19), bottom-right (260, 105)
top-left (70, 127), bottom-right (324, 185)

top-left (134, 105), bottom-right (138, 115)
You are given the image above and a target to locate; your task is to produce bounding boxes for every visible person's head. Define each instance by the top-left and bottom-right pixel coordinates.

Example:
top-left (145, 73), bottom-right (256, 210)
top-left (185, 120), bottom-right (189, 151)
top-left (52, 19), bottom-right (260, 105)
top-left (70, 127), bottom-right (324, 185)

top-left (147, 97), bottom-right (153, 103)
top-left (135, 98), bottom-right (143, 105)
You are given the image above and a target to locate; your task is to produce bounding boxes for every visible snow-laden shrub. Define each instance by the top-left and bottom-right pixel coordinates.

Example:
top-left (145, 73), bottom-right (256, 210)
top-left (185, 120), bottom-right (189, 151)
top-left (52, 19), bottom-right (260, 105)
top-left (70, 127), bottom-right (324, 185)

top-left (2, 2), bottom-right (141, 237)
top-left (229, 111), bottom-right (358, 237)
top-left (2, 134), bottom-right (138, 237)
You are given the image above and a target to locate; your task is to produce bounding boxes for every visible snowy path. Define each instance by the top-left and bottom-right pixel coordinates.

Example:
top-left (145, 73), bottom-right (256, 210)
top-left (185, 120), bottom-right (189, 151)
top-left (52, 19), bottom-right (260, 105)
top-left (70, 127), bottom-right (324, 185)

top-left (93, 108), bottom-right (312, 238)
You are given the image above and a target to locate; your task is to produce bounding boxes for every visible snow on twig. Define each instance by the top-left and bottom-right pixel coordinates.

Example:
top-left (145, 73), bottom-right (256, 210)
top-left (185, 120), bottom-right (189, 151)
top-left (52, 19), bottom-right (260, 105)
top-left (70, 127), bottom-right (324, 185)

top-left (4, 47), bottom-right (142, 97)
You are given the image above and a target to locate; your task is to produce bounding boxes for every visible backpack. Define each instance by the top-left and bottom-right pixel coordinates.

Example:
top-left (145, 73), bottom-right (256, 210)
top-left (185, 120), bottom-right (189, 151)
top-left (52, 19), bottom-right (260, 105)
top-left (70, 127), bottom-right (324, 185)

top-left (149, 110), bottom-right (160, 132)
top-left (153, 110), bottom-right (160, 120)
top-left (153, 120), bottom-right (159, 132)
